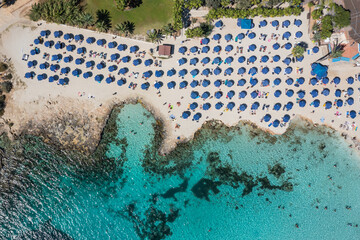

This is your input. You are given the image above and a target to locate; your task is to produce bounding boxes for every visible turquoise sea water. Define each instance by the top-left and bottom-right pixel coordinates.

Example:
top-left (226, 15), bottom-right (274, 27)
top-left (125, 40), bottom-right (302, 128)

top-left (0, 104), bottom-right (360, 239)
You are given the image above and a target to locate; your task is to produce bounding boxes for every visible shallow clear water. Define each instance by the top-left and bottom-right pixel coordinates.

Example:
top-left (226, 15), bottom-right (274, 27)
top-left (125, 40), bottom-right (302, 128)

top-left (0, 104), bottom-right (359, 239)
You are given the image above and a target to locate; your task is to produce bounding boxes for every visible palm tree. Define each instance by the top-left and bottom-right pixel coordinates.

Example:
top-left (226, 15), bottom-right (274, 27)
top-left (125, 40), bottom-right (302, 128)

top-left (330, 41), bottom-right (344, 59)
top-left (77, 12), bottom-right (95, 28)
top-left (96, 20), bottom-right (109, 32)
top-left (147, 29), bottom-right (163, 43)
top-left (29, 3), bottom-right (42, 21)
top-left (162, 23), bottom-right (175, 37)
top-left (123, 21), bottom-right (135, 36)
top-left (114, 23), bottom-right (126, 35)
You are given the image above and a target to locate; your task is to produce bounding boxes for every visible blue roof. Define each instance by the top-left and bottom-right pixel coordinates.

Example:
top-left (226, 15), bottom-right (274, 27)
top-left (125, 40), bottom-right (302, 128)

top-left (239, 19), bottom-right (252, 29)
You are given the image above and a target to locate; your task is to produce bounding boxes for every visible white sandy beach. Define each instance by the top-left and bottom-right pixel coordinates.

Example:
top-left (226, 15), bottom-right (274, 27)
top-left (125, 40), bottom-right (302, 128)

top-left (1, 8), bottom-right (360, 153)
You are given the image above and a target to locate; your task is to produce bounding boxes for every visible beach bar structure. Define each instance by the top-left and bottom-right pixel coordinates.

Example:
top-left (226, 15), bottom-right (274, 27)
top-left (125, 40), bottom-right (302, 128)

top-left (157, 44), bottom-right (173, 57)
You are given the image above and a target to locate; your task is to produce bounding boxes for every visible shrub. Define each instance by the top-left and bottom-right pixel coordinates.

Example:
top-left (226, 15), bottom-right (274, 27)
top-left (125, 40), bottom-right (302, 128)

top-left (292, 45), bottom-right (305, 58)
top-left (184, 0), bottom-right (204, 9)
top-left (311, 8), bottom-right (322, 20)
top-left (0, 82), bottom-right (12, 93)
top-left (0, 63), bottom-right (8, 72)
top-left (173, 0), bottom-right (184, 30)
top-left (320, 15), bottom-right (333, 39)
top-left (185, 22), bottom-right (213, 38)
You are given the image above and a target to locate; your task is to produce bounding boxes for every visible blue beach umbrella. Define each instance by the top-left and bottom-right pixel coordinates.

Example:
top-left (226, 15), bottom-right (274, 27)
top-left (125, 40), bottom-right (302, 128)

top-left (33, 38), bottom-right (40, 44)
top-left (347, 77), bottom-right (354, 84)
top-left (214, 80), bottom-right (222, 87)
top-left (213, 57), bottom-right (222, 64)
top-left (83, 71), bottom-right (92, 79)
top-left (249, 67), bottom-right (257, 76)
top-left (97, 39), bottom-right (106, 46)
top-left (179, 81), bottom-right (188, 89)
top-left (58, 77), bottom-right (69, 85)
top-left (313, 46), bottom-right (319, 53)
top-left (40, 30), bottom-right (49, 37)
top-left (272, 20), bottom-right (279, 27)
top-left (179, 69), bottom-right (187, 77)
top-left (274, 90), bottom-right (282, 97)
top-left (286, 102), bottom-right (293, 110)
top-left (117, 44), bottom-right (127, 51)
top-left (214, 46), bottom-right (221, 53)
top-left (273, 78), bottom-right (281, 86)
top-left (283, 57), bottom-right (291, 65)
top-left (215, 20), bottom-right (223, 28)
top-left (333, 77), bottom-right (340, 85)
top-left (273, 55), bottom-right (280, 62)
top-left (111, 53), bottom-right (120, 61)
top-left (294, 19), bottom-right (302, 27)
top-left (190, 46), bottom-right (198, 53)
top-left (64, 33), bottom-right (73, 40)
top-left (238, 79), bottom-right (246, 86)
top-left (283, 115), bottom-right (290, 123)
top-left (202, 38), bottom-right (209, 45)
top-left (283, 32), bottom-right (291, 39)
top-left (273, 120), bottom-right (280, 128)
top-left (335, 89), bottom-right (341, 97)
top-left (273, 103), bottom-right (281, 111)
top-left (77, 47), bottom-right (86, 54)
top-left (297, 90), bottom-right (305, 98)
top-left (141, 82), bottom-right (150, 90)
top-left (191, 91), bottom-right (199, 99)
top-left (336, 99), bottom-right (343, 107)
top-left (167, 69), bottom-right (176, 77)
top-left (193, 113), bottom-right (202, 121)
top-left (225, 67), bottom-right (233, 75)
top-left (236, 33), bottom-right (244, 40)
top-left (284, 43), bottom-right (292, 50)
top-left (286, 89), bottom-right (294, 97)
top-left (347, 97), bottom-right (354, 105)
top-left (295, 31), bottom-right (303, 38)
top-left (167, 81), bottom-right (176, 89)
top-left (190, 58), bottom-right (198, 65)
top-left (133, 59), bottom-right (141, 66)
top-left (154, 81), bottom-right (163, 89)
top-left (182, 111), bottom-right (191, 119)
top-left (325, 101), bottom-right (332, 109)
top-left (201, 57), bottom-right (210, 64)
top-left (50, 64), bottom-right (59, 72)
top-left (249, 44), bottom-right (256, 51)
top-left (86, 37), bottom-right (95, 44)
top-left (122, 56), bottom-right (130, 63)
top-left (347, 87), bottom-right (354, 96)
top-left (119, 67), bottom-right (128, 75)
top-left (251, 102), bottom-right (260, 110)
top-left (54, 42), bottom-right (64, 49)
top-left (322, 88), bottom-right (330, 96)
top-left (144, 59), bottom-right (153, 66)
top-left (66, 44), bottom-right (75, 51)
top-left (143, 71), bottom-right (152, 78)
top-left (214, 68), bottom-right (221, 75)
top-left (74, 34), bottom-right (83, 41)
top-left (75, 58), bottom-right (84, 65)
top-left (225, 34), bottom-right (232, 41)
top-left (262, 67), bottom-right (269, 74)
top-left (248, 32), bottom-right (256, 39)
top-left (130, 46), bottom-right (139, 53)
top-left (179, 46), bottom-right (187, 54)
top-left (250, 77), bottom-right (258, 86)
top-left (215, 102), bottom-right (223, 110)
top-left (203, 103), bottom-right (211, 110)
top-left (202, 91), bottom-right (210, 99)
top-left (226, 80), bottom-right (234, 87)
top-left (239, 91), bottom-right (247, 98)
top-left (310, 78), bottom-right (318, 86)
top-left (273, 43), bottom-right (280, 50)
top-left (260, 20), bottom-right (267, 27)
top-left (297, 77), bottom-right (305, 85)
top-left (190, 69), bottom-right (199, 77)
top-left (227, 90), bottom-right (235, 99)
top-left (202, 79), bottom-right (210, 87)
top-left (261, 56), bottom-right (269, 63)
top-left (249, 56), bottom-right (257, 63)
top-left (117, 78), bottom-right (126, 86)
top-left (44, 40), bottom-right (54, 48)
top-left (54, 31), bottom-right (63, 38)
top-left (86, 61), bottom-right (94, 68)
top-left (350, 110), bottom-right (356, 119)
top-left (238, 56), bottom-right (245, 63)
top-left (60, 67), bottom-right (70, 74)
top-left (310, 89), bottom-right (318, 98)
top-left (299, 99), bottom-right (306, 107)
top-left (63, 56), bottom-right (73, 63)
top-left (190, 80), bottom-right (199, 88)
top-left (72, 68), bottom-right (81, 76)
top-left (285, 67), bottom-right (292, 74)
top-left (225, 45), bottom-right (233, 52)
top-left (238, 67), bottom-right (246, 75)
top-left (262, 79), bottom-right (270, 86)
top-left (108, 65), bottom-right (117, 72)
top-left (227, 102), bottom-right (235, 110)
top-left (202, 46), bottom-right (210, 53)
top-left (108, 41), bottom-right (117, 48)
top-left (239, 104), bottom-right (247, 111)
top-left (215, 91), bottom-right (223, 99)
top-left (322, 77), bottom-right (329, 84)
top-left (282, 20), bottom-right (290, 27)
top-left (264, 114), bottom-right (271, 122)
top-left (95, 74), bottom-right (104, 82)
top-left (178, 58), bottom-right (186, 65)
top-left (251, 91), bottom-right (258, 99)
top-left (49, 75), bottom-right (58, 82)
top-left (286, 78), bottom-right (294, 85)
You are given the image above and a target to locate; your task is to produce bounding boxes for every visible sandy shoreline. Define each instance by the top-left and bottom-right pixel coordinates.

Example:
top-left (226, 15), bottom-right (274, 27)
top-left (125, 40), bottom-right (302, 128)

top-left (0, 10), bottom-right (360, 155)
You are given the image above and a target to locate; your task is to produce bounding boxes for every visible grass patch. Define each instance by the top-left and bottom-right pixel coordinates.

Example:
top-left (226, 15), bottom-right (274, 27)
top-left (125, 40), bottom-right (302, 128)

top-left (85, 0), bottom-right (174, 34)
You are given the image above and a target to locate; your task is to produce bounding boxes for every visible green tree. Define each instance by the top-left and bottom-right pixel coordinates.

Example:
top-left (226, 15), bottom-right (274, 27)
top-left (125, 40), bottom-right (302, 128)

top-left (320, 15), bottom-right (333, 39)
top-left (333, 4), bottom-right (350, 29)
top-left (311, 8), bottom-right (322, 20)
top-left (96, 20), bottom-right (110, 32)
top-left (291, 45), bottom-right (305, 58)
top-left (330, 41), bottom-right (344, 58)
top-left (96, 9), bottom-right (112, 32)
top-left (162, 23), bottom-right (176, 36)
top-left (147, 29), bottom-right (163, 43)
